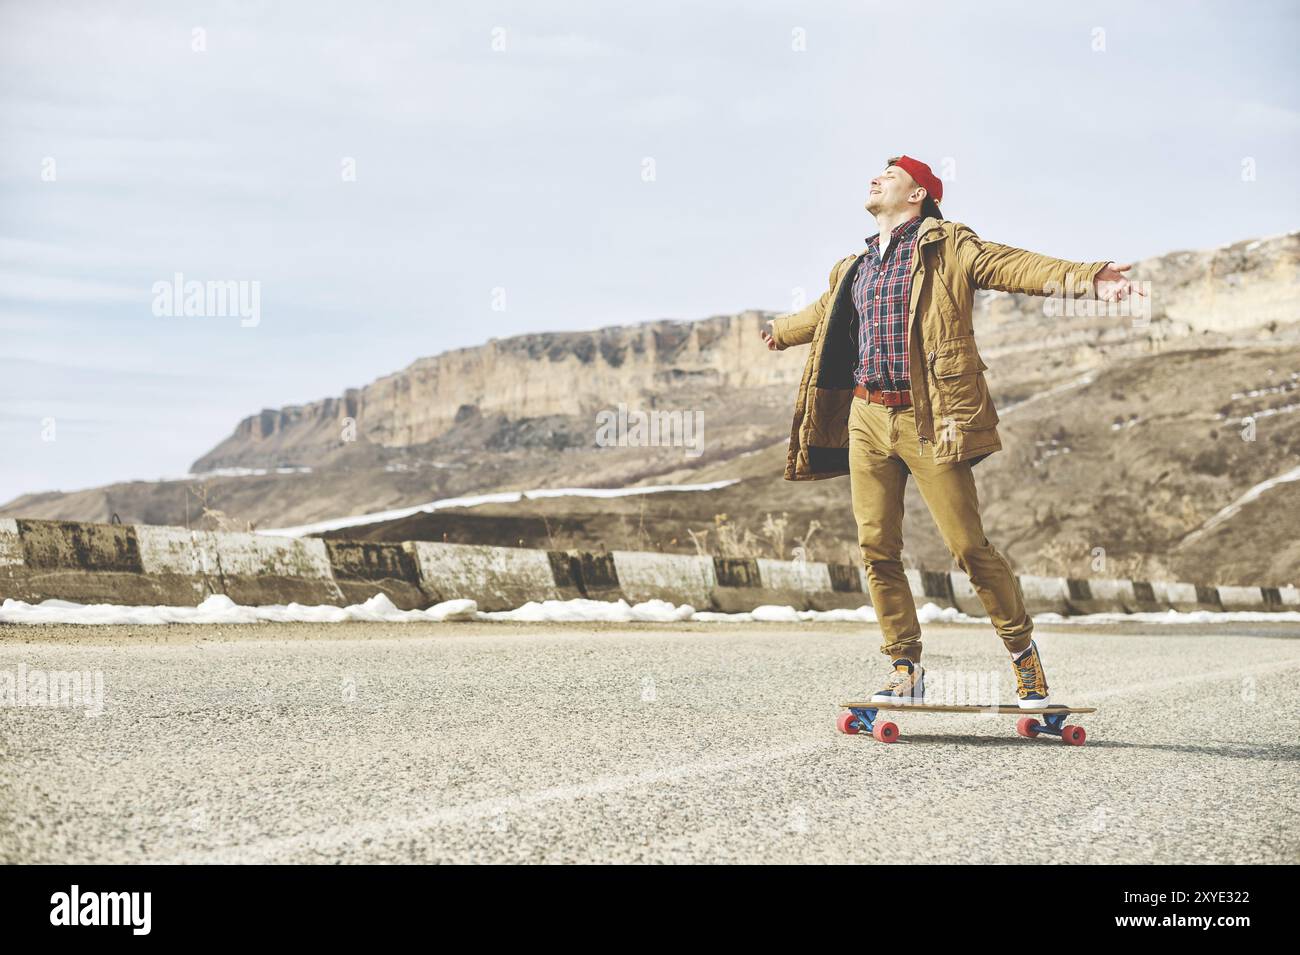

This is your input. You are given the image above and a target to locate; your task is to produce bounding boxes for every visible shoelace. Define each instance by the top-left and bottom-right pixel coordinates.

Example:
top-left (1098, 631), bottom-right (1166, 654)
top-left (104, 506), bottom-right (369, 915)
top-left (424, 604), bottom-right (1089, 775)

top-left (1015, 653), bottom-right (1044, 694)
top-left (887, 666), bottom-right (914, 691)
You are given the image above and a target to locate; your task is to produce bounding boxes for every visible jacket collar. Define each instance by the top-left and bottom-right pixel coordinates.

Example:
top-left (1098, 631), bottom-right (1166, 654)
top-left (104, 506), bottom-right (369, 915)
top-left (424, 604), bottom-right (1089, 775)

top-left (916, 216), bottom-right (946, 246)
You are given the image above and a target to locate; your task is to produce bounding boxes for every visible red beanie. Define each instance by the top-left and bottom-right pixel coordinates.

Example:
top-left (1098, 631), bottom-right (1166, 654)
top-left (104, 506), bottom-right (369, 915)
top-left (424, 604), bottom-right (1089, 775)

top-left (893, 155), bottom-right (943, 205)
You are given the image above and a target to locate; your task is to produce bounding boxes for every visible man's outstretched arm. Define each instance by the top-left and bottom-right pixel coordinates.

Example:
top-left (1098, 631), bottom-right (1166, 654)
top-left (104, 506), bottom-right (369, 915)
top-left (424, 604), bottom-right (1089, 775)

top-left (761, 255), bottom-right (856, 351)
top-left (951, 222), bottom-right (1143, 302)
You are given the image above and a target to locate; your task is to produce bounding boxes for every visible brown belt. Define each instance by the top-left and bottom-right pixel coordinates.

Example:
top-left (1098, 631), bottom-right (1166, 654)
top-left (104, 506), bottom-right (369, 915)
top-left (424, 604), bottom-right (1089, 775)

top-left (854, 384), bottom-right (912, 407)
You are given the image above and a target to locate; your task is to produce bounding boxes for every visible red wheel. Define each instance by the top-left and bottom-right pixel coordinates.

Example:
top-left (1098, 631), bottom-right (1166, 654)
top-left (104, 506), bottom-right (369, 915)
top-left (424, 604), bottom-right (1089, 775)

top-left (872, 721), bottom-right (900, 743)
top-left (1015, 716), bottom-right (1040, 739)
top-left (837, 712), bottom-right (861, 735)
top-left (1061, 725), bottom-right (1087, 746)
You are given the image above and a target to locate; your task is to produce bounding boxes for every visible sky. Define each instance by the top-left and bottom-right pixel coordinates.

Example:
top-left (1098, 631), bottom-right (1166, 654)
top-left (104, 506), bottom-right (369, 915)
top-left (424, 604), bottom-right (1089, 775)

top-left (1, 0), bottom-right (1297, 504)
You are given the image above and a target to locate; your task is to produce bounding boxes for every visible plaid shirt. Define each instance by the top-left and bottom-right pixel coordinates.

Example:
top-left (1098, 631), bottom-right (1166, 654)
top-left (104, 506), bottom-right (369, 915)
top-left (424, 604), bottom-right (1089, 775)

top-left (853, 215), bottom-right (922, 390)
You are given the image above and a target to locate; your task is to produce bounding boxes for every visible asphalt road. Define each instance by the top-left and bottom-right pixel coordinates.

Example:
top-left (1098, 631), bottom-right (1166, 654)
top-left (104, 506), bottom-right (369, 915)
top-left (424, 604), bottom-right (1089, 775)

top-left (2, 618), bottom-right (1298, 864)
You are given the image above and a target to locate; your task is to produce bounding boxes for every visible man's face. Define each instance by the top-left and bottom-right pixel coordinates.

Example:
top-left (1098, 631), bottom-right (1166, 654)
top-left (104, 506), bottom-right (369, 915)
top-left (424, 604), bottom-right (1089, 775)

top-left (865, 164), bottom-right (921, 215)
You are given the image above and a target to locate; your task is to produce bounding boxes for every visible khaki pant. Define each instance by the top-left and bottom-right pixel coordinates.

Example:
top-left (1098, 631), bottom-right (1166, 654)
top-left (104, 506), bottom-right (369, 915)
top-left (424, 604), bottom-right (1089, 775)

top-left (848, 396), bottom-right (1032, 664)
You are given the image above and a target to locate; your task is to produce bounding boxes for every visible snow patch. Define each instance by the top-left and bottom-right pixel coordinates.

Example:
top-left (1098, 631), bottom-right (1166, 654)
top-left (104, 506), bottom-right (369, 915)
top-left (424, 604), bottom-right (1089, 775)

top-left (0, 593), bottom-right (478, 625)
top-left (1000, 373), bottom-right (1095, 416)
top-left (1230, 373), bottom-right (1298, 401)
top-left (1182, 463), bottom-right (1300, 544)
top-left (187, 466), bottom-right (313, 479)
top-left (480, 598), bottom-right (696, 623)
top-left (259, 480), bottom-right (741, 538)
top-left (2, 596), bottom-right (1294, 627)
top-left (0, 596), bottom-right (892, 626)
top-left (1035, 609), bottom-right (1300, 625)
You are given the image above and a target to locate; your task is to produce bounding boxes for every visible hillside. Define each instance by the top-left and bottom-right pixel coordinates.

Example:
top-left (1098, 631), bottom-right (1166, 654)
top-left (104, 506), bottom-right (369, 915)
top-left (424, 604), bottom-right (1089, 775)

top-left (314, 343), bottom-right (1300, 586)
top-left (3, 230), bottom-right (1297, 586)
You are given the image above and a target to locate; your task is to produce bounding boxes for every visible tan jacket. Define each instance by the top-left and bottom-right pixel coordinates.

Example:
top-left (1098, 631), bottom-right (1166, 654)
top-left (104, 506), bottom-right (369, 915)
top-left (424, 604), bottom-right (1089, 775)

top-left (770, 218), bottom-right (1110, 479)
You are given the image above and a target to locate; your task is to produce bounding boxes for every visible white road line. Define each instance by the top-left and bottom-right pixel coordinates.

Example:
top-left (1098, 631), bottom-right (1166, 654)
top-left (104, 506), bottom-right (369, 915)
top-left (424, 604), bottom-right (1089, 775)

top-left (1075, 656), bottom-right (1300, 704)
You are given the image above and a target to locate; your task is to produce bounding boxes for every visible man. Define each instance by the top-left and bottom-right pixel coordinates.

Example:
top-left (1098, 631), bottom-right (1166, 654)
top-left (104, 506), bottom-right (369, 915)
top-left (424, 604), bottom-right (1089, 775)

top-left (761, 155), bottom-right (1141, 707)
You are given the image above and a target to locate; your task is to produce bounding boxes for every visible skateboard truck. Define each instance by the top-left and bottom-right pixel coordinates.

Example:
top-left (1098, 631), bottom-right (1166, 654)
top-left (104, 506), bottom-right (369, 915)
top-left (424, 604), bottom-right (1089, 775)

top-left (840, 706), bottom-right (899, 743)
top-left (1013, 709), bottom-right (1088, 745)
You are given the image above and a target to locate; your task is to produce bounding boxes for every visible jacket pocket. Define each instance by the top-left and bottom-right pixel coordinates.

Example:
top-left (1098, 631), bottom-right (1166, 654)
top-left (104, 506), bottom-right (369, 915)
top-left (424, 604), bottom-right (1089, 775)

top-left (928, 336), bottom-right (998, 430)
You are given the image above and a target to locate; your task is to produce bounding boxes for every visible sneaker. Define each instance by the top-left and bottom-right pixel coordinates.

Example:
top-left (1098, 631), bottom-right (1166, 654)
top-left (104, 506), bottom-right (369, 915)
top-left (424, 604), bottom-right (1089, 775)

top-left (870, 658), bottom-right (926, 704)
top-left (1012, 641), bottom-right (1050, 708)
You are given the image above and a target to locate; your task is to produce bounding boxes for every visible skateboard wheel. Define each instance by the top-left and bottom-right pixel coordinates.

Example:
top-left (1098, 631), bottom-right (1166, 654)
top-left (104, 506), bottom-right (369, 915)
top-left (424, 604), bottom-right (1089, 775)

top-left (1015, 716), bottom-right (1040, 739)
top-left (837, 712), bottom-right (861, 735)
top-left (1061, 725), bottom-right (1087, 746)
top-left (872, 721), bottom-right (899, 743)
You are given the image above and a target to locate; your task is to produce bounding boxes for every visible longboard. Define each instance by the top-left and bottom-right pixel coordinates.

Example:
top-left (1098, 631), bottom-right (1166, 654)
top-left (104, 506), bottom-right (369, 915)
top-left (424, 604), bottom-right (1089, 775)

top-left (837, 701), bottom-right (1097, 746)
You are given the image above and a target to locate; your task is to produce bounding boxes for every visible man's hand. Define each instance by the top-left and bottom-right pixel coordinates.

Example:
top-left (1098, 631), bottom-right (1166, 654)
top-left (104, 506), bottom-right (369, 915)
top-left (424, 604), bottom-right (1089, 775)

top-left (760, 319), bottom-right (780, 351)
top-left (1094, 262), bottom-right (1145, 303)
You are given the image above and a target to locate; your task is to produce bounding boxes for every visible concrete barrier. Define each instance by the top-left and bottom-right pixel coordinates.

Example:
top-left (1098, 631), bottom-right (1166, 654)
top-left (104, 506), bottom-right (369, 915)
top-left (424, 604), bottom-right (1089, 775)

top-left (913, 569), bottom-right (956, 610)
top-left (827, 563), bottom-right (864, 595)
top-left (1162, 581), bottom-right (1222, 613)
top-left (1261, 587), bottom-right (1284, 611)
top-left (9, 519), bottom-right (158, 605)
top-left (325, 540), bottom-right (425, 610)
top-left (819, 562), bottom-right (869, 611)
top-left (1127, 580), bottom-right (1166, 613)
top-left (2, 520), bottom-right (343, 607)
top-left (207, 531), bottom-right (342, 606)
top-left (1017, 575), bottom-right (1071, 615)
top-left (408, 541), bottom-right (562, 611)
top-left (1144, 580), bottom-right (1172, 610)
top-left (710, 557), bottom-right (770, 613)
top-left (0, 516), bottom-right (1295, 620)
top-left (948, 572), bottom-right (985, 617)
top-left (0, 518), bottom-right (25, 587)
top-left (17, 518), bottom-right (140, 574)
top-left (769, 559), bottom-right (866, 611)
top-left (134, 525), bottom-right (222, 605)
top-left (757, 557), bottom-right (830, 594)
top-left (1217, 585), bottom-right (1269, 613)
top-left (1068, 577), bottom-right (1129, 614)
top-left (548, 551), bottom-right (617, 601)
top-left (612, 551), bottom-right (715, 607)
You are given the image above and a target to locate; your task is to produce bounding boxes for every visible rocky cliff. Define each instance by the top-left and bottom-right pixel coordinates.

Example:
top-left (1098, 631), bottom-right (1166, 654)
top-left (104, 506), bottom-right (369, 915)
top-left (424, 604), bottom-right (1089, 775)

top-left (193, 231), bottom-right (1299, 472)
top-left (191, 309), bottom-right (806, 471)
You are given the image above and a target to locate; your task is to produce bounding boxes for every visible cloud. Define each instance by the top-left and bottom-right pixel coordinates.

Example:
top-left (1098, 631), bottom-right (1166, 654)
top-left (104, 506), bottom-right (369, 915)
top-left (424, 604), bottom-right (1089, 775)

top-left (0, 272), bottom-right (144, 304)
top-left (1234, 100), bottom-right (1300, 131)
top-left (0, 0), bottom-right (1296, 506)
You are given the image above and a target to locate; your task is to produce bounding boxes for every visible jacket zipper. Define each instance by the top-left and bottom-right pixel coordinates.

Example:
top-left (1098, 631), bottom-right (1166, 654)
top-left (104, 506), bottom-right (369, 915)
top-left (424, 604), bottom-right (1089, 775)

top-left (917, 348), bottom-right (936, 445)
